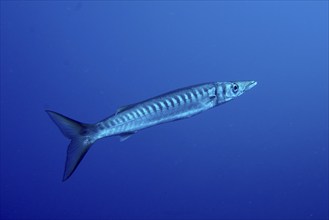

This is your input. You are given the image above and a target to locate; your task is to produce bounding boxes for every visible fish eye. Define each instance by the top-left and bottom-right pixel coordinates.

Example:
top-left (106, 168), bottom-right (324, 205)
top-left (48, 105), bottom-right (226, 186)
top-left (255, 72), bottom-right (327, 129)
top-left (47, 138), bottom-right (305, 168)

top-left (232, 83), bottom-right (239, 93)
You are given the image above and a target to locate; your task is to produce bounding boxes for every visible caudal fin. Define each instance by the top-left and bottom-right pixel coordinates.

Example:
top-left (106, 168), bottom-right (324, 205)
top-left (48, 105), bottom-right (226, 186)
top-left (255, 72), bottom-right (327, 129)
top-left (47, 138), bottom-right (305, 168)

top-left (46, 110), bottom-right (94, 181)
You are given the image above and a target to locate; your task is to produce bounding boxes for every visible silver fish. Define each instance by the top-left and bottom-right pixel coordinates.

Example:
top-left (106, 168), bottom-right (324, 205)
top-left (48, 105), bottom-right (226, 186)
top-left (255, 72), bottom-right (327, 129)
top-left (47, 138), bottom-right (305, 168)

top-left (47, 81), bottom-right (257, 181)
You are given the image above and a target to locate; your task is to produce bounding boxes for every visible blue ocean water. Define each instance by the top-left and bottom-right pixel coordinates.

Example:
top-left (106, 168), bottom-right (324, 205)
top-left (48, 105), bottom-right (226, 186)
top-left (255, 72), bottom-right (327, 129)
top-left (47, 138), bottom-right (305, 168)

top-left (1, 1), bottom-right (328, 219)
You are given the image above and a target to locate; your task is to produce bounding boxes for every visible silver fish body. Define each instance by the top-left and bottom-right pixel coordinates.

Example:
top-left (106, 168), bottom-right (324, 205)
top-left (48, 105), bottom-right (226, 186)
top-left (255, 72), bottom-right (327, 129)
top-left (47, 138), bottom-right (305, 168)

top-left (97, 83), bottom-right (217, 139)
top-left (46, 81), bottom-right (257, 181)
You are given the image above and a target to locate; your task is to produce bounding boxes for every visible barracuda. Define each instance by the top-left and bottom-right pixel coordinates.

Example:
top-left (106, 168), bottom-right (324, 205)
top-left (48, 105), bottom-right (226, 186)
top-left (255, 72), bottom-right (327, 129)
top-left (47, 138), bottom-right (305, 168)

top-left (47, 81), bottom-right (257, 181)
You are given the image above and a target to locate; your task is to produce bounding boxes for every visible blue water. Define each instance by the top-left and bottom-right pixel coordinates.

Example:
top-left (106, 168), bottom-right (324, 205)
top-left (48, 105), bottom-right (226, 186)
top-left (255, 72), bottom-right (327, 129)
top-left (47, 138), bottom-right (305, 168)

top-left (1, 1), bottom-right (328, 219)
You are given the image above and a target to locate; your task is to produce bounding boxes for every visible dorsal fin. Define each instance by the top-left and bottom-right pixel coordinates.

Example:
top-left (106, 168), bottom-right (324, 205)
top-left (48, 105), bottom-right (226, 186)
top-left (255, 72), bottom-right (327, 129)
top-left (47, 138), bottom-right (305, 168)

top-left (116, 104), bottom-right (134, 115)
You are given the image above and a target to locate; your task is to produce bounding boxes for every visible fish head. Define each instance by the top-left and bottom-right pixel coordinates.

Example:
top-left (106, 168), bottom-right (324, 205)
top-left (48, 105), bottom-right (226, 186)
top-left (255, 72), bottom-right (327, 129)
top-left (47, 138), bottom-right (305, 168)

top-left (216, 81), bottom-right (257, 104)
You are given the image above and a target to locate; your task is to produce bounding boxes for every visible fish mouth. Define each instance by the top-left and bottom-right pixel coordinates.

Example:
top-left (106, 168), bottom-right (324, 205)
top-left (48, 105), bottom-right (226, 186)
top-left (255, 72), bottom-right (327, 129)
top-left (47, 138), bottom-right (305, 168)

top-left (245, 81), bottom-right (257, 91)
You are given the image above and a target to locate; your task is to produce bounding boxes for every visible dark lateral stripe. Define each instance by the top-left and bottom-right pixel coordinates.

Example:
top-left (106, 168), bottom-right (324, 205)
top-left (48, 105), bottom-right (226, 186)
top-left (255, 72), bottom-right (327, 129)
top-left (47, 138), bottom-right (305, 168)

top-left (198, 88), bottom-right (206, 97)
top-left (176, 95), bottom-right (184, 105)
top-left (141, 107), bottom-right (148, 115)
top-left (156, 102), bottom-right (163, 111)
top-left (222, 84), bottom-right (226, 95)
top-left (163, 99), bottom-right (170, 108)
top-left (168, 99), bottom-right (174, 107)
top-left (181, 93), bottom-right (188, 103)
top-left (173, 96), bottom-right (180, 106)
top-left (189, 91), bottom-right (196, 101)
top-left (158, 101), bottom-right (166, 110)
top-left (136, 109), bottom-right (143, 116)
top-left (170, 97), bottom-right (178, 107)
top-left (145, 105), bottom-right (152, 113)
top-left (153, 103), bottom-right (160, 111)
top-left (131, 111), bottom-right (138, 118)
top-left (168, 98), bottom-right (175, 107)
top-left (120, 116), bottom-right (127, 123)
top-left (187, 92), bottom-right (192, 100)
top-left (163, 100), bottom-right (170, 108)
top-left (127, 113), bottom-right (134, 119)
top-left (193, 89), bottom-right (202, 100)
top-left (146, 105), bottom-right (153, 114)
top-left (150, 104), bottom-right (157, 112)
top-left (202, 87), bottom-right (208, 95)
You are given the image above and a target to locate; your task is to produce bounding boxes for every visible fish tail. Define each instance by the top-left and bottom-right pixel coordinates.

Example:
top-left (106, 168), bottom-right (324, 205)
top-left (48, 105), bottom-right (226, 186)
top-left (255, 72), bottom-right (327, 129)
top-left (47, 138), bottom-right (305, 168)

top-left (46, 110), bottom-right (95, 181)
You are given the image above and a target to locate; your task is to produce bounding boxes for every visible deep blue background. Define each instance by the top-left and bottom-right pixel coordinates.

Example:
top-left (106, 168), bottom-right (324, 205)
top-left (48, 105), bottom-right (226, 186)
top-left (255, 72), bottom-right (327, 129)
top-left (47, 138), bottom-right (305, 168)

top-left (1, 1), bottom-right (328, 219)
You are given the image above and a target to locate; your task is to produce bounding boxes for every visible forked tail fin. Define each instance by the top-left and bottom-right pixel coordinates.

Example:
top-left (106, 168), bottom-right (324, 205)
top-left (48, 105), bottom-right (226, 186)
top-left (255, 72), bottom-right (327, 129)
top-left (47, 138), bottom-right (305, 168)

top-left (46, 110), bottom-right (95, 181)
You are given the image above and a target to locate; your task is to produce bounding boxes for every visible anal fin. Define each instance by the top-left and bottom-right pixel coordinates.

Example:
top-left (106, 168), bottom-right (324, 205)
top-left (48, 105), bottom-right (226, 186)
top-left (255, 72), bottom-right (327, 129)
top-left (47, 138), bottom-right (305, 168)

top-left (119, 132), bottom-right (136, 142)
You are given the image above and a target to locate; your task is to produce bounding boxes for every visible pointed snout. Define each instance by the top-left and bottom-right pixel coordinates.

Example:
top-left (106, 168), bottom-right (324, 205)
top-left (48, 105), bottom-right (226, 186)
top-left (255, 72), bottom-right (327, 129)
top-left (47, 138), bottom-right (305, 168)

top-left (244, 81), bottom-right (257, 91)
